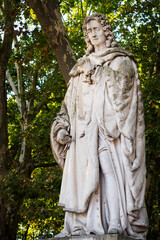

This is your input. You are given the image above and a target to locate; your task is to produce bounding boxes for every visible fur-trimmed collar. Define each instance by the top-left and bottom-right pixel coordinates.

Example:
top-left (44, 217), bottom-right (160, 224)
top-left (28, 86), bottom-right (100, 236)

top-left (69, 47), bottom-right (137, 77)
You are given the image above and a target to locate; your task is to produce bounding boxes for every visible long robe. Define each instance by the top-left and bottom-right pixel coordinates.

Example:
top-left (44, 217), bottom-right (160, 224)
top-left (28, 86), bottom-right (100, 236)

top-left (50, 48), bottom-right (148, 239)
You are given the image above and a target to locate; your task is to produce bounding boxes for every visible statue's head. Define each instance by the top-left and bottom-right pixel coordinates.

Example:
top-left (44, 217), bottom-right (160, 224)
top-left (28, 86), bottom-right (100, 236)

top-left (83, 13), bottom-right (119, 55)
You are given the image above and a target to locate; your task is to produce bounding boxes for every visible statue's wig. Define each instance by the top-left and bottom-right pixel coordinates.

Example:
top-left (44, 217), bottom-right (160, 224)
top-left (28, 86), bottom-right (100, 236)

top-left (82, 13), bottom-right (119, 55)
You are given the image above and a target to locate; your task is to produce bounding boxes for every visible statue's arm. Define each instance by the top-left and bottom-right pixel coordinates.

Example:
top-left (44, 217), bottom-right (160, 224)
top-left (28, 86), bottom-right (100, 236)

top-left (53, 102), bottom-right (71, 145)
top-left (50, 80), bottom-right (73, 169)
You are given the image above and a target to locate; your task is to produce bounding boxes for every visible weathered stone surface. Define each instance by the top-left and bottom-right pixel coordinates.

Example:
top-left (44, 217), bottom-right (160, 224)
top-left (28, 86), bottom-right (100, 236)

top-left (50, 13), bottom-right (148, 240)
top-left (38, 234), bottom-right (134, 240)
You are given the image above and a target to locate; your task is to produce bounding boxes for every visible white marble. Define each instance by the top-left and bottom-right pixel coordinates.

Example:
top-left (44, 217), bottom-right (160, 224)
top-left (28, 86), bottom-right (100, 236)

top-left (50, 13), bottom-right (148, 240)
top-left (39, 234), bottom-right (135, 240)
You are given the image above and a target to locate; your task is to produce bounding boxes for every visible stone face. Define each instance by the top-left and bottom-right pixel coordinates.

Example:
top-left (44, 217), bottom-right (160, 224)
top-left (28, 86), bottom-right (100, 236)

top-left (50, 13), bottom-right (148, 240)
top-left (38, 235), bottom-right (134, 240)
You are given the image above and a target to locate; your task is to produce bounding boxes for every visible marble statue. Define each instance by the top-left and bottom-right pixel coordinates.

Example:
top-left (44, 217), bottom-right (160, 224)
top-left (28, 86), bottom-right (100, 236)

top-left (50, 13), bottom-right (148, 239)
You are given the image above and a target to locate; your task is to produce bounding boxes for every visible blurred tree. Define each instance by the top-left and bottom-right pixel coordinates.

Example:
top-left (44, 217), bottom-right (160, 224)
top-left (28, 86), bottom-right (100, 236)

top-left (0, 0), bottom-right (18, 239)
top-left (0, 0), bottom-right (67, 239)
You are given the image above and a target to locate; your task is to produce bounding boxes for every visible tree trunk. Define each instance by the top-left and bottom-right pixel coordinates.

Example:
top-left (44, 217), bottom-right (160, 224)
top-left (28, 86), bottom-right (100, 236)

top-left (0, 203), bottom-right (22, 240)
top-left (26, 0), bottom-right (76, 84)
top-left (0, 1), bottom-right (20, 239)
top-left (0, 0), bottom-right (13, 175)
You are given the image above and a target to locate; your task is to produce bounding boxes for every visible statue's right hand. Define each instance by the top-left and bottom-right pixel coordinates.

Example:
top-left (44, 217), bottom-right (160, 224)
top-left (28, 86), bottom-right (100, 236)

top-left (57, 129), bottom-right (71, 145)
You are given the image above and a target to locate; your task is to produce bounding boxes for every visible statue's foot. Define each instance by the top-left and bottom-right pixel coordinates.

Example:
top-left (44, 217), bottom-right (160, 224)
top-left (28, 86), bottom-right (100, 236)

top-left (71, 229), bottom-right (86, 236)
top-left (54, 230), bottom-right (70, 238)
top-left (108, 223), bottom-right (122, 234)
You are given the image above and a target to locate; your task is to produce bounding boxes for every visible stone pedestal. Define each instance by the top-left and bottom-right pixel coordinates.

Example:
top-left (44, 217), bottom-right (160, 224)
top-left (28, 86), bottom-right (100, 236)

top-left (38, 234), bottom-right (135, 240)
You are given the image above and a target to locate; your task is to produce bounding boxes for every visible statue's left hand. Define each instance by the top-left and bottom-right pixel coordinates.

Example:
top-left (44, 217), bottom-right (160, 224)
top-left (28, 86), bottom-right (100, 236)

top-left (57, 129), bottom-right (72, 145)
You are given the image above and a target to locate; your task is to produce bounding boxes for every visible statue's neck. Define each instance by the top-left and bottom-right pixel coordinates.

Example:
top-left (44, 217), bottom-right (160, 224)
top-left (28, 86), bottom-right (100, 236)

top-left (94, 44), bottom-right (107, 53)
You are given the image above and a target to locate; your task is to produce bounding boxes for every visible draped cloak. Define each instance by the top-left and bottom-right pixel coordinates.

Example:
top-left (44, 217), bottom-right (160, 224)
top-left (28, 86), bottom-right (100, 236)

top-left (50, 48), bottom-right (148, 239)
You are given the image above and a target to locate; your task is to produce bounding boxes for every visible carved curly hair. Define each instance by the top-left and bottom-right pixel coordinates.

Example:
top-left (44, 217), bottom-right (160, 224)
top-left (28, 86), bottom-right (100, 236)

top-left (82, 13), bottom-right (120, 56)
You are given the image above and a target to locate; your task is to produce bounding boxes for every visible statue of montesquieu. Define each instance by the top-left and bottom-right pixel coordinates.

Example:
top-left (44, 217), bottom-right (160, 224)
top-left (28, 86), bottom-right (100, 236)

top-left (50, 13), bottom-right (148, 239)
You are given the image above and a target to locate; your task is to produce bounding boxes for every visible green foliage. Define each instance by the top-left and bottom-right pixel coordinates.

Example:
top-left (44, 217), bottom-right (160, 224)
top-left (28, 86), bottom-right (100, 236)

top-left (16, 167), bottom-right (64, 239)
top-left (4, 1), bottom-right (66, 238)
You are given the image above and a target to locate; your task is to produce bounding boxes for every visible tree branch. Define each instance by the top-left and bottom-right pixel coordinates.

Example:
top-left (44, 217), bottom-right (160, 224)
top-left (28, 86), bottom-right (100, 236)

top-left (28, 97), bottom-right (48, 123)
top-left (6, 70), bottom-right (22, 114)
top-left (28, 94), bottom-right (62, 124)
top-left (13, 36), bottom-right (26, 117)
top-left (28, 68), bottom-right (38, 113)
top-left (33, 162), bottom-right (57, 169)
top-left (31, 69), bottom-right (38, 91)
top-left (26, 0), bottom-right (76, 84)
top-left (13, 37), bottom-right (24, 95)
